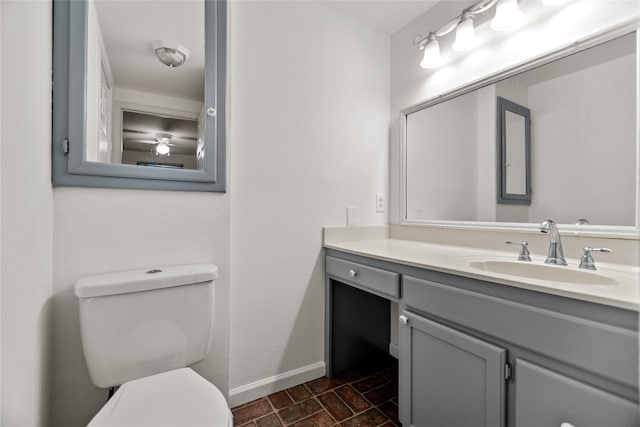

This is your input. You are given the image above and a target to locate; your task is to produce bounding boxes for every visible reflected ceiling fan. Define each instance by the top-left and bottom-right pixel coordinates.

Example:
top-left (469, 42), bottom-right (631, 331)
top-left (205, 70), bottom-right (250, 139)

top-left (126, 133), bottom-right (177, 155)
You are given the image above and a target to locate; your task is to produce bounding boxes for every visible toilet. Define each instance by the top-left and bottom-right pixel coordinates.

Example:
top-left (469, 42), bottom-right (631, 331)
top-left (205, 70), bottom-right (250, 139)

top-left (74, 264), bottom-right (232, 426)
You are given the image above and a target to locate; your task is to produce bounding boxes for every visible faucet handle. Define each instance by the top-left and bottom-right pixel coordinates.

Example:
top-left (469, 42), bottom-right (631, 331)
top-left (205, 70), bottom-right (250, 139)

top-left (579, 246), bottom-right (611, 270)
top-left (506, 241), bottom-right (532, 261)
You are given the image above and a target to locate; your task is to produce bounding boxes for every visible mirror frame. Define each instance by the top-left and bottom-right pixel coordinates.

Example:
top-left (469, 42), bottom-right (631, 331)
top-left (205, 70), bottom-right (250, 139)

top-left (400, 23), bottom-right (640, 239)
top-left (497, 96), bottom-right (531, 205)
top-left (52, 0), bottom-right (227, 192)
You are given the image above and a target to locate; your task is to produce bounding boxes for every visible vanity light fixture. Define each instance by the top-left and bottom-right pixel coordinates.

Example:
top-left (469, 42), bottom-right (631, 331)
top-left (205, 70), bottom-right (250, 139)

top-left (152, 40), bottom-right (190, 68)
top-left (491, 0), bottom-right (524, 31)
top-left (414, 0), bottom-right (532, 68)
top-left (419, 33), bottom-right (443, 69)
top-left (452, 13), bottom-right (480, 52)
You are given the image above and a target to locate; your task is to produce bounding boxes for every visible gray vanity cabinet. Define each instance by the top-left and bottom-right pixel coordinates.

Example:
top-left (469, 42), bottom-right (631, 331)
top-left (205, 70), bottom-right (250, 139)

top-left (324, 250), bottom-right (639, 427)
top-left (399, 310), bottom-right (506, 427)
top-left (515, 359), bottom-right (638, 427)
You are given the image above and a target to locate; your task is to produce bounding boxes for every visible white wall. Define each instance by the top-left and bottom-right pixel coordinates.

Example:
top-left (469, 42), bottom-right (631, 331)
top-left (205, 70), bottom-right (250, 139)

top-left (228, 0), bottom-right (389, 404)
top-left (391, 0), bottom-right (640, 224)
top-left (0, 2), bottom-right (54, 426)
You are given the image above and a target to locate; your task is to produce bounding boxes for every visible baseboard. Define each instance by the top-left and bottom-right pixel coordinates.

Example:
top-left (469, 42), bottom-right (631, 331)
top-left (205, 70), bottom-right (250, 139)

top-left (229, 361), bottom-right (326, 408)
top-left (389, 342), bottom-right (399, 359)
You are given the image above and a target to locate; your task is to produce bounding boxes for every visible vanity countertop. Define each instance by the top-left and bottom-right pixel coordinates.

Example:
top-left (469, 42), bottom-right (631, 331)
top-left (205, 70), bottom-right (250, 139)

top-left (324, 237), bottom-right (640, 311)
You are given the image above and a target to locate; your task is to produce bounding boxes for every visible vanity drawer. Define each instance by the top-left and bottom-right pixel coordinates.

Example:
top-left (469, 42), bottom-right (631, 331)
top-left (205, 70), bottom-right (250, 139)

top-left (403, 275), bottom-right (638, 388)
top-left (515, 359), bottom-right (638, 427)
top-left (326, 256), bottom-right (399, 299)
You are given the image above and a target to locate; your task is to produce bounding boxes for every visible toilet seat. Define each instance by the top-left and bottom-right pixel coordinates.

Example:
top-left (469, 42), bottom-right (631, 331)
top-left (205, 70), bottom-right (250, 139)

top-left (88, 368), bottom-right (232, 427)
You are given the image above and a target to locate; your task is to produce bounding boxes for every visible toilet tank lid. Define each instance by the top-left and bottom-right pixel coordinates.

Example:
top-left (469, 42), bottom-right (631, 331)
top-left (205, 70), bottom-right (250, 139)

top-left (74, 264), bottom-right (218, 298)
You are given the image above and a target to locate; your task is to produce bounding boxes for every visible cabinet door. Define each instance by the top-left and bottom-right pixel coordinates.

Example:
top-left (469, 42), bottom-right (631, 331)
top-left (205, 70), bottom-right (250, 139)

top-left (515, 359), bottom-right (639, 427)
top-left (399, 310), bottom-right (507, 427)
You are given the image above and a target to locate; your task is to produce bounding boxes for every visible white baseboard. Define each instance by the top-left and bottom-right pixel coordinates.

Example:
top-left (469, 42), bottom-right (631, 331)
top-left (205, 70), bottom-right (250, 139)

top-left (229, 361), bottom-right (326, 408)
top-left (389, 342), bottom-right (399, 359)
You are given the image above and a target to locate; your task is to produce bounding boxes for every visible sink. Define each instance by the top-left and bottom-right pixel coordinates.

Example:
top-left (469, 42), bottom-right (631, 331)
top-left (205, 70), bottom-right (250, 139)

top-left (468, 260), bottom-right (618, 286)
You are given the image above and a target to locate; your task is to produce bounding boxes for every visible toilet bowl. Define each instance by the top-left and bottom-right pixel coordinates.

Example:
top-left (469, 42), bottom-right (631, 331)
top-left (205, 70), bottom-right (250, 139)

top-left (88, 368), bottom-right (232, 427)
top-left (75, 264), bottom-right (231, 426)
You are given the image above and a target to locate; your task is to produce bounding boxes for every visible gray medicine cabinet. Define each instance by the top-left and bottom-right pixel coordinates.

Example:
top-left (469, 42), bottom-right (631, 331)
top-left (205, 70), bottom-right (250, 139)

top-left (52, 0), bottom-right (227, 192)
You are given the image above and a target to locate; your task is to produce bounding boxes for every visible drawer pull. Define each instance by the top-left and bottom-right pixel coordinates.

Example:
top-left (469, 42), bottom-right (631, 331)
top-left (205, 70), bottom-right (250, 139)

top-left (560, 423), bottom-right (575, 427)
top-left (399, 315), bottom-right (408, 325)
top-left (349, 269), bottom-right (358, 278)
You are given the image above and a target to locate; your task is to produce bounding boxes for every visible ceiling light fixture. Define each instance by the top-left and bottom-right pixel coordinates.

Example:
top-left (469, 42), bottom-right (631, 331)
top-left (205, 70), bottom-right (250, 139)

top-left (152, 40), bottom-right (190, 68)
top-left (155, 133), bottom-right (172, 155)
top-left (491, 0), bottom-right (524, 31)
top-left (452, 13), bottom-right (480, 52)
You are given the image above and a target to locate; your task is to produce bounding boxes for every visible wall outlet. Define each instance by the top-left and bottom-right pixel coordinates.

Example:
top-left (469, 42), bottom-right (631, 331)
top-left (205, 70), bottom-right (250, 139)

top-left (376, 193), bottom-right (385, 213)
top-left (346, 206), bottom-right (357, 226)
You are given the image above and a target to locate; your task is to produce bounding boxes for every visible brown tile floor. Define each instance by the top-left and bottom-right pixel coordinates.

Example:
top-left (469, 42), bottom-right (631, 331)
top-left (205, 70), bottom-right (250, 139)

top-left (231, 365), bottom-right (399, 427)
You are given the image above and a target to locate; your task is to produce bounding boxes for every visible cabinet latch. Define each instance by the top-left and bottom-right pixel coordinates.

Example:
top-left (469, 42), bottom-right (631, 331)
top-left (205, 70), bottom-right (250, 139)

top-left (504, 362), bottom-right (513, 381)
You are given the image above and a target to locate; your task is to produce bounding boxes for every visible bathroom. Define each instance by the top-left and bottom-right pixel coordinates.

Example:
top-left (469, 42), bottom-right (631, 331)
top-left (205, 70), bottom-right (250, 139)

top-left (1, 0), bottom-right (638, 426)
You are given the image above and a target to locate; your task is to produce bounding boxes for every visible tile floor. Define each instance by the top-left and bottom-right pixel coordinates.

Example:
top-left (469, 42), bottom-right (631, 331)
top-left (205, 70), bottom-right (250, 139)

top-left (231, 365), bottom-right (399, 426)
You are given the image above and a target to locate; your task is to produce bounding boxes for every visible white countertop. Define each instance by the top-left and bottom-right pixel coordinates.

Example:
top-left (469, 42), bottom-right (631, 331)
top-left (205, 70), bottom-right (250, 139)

top-left (325, 238), bottom-right (640, 311)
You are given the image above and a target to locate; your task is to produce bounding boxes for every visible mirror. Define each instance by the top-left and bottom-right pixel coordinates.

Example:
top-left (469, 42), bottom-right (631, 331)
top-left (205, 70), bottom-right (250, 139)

top-left (403, 31), bottom-right (637, 229)
top-left (497, 97), bottom-right (531, 204)
top-left (52, 0), bottom-right (227, 192)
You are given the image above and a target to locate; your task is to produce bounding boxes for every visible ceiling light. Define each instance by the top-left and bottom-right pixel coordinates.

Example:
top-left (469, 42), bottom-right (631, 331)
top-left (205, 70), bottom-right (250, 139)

top-left (541, 0), bottom-right (568, 5)
top-left (491, 0), bottom-right (524, 31)
top-left (420, 33), bottom-right (443, 69)
top-left (452, 14), bottom-right (479, 52)
top-left (155, 133), bottom-right (172, 155)
top-left (152, 41), bottom-right (190, 68)
top-left (156, 143), bottom-right (170, 155)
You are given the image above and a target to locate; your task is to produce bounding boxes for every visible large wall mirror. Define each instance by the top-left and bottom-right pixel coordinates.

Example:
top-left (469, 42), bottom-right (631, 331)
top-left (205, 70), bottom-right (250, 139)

top-left (52, 0), bottom-right (226, 192)
top-left (402, 29), bottom-right (638, 236)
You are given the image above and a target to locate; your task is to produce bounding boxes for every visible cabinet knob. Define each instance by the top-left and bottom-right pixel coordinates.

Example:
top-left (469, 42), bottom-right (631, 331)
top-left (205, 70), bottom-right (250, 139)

top-left (349, 269), bottom-right (357, 277)
top-left (206, 107), bottom-right (217, 117)
top-left (560, 423), bottom-right (575, 427)
top-left (399, 315), bottom-right (408, 325)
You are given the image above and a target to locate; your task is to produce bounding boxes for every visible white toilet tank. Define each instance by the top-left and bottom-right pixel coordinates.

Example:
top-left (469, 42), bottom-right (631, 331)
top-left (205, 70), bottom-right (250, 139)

top-left (74, 264), bottom-right (218, 388)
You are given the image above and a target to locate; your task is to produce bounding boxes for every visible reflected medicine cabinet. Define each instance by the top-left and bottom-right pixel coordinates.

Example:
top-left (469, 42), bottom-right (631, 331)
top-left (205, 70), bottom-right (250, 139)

top-left (497, 96), bottom-right (531, 204)
top-left (52, 0), bottom-right (227, 192)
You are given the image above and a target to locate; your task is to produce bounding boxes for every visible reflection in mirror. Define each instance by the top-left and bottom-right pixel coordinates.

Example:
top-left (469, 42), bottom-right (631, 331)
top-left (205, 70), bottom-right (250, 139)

top-left (504, 111), bottom-right (526, 195)
top-left (121, 111), bottom-right (200, 170)
top-left (86, 0), bottom-right (204, 170)
top-left (497, 97), bottom-right (530, 204)
top-left (405, 32), bottom-right (637, 227)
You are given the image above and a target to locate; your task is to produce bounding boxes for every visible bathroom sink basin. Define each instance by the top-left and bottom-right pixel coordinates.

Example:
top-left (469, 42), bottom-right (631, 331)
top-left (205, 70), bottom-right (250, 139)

top-left (468, 260), bottom-right (617, 286)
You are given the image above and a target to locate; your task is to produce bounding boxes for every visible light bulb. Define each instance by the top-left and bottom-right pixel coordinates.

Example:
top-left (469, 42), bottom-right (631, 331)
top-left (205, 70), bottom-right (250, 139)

top-left (420, 34), bottom-right (443, 69)
top-left (452, 15), bottom-right (479, 52)
top-left (156, 143), bottom-right (170, 155)
top-left (491, 0), bottom-right (524, 31)
top-left (541, 0), bottom-right (568, 5)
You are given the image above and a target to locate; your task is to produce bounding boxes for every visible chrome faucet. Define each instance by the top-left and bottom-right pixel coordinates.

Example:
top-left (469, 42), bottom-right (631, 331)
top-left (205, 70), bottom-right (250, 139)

top-left (539, 219), bottom-right (567, 265)
top-left (579, 246), bottom-right (611, 270)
